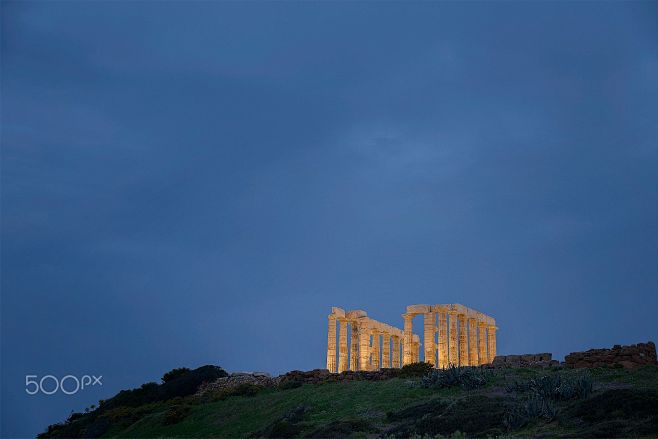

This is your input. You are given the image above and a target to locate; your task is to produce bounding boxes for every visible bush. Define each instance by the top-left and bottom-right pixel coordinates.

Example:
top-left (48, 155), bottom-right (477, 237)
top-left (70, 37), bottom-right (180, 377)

top-left (231, 383), bottom-right (263, 397)
top-left (160, 365), bottom-right (229, 399)
top-left (162, 367), bottom-right (191, 383)
top-left (163, 405), bottom-right (190, 425)
top-left (400, 362), bottom-right (434, 378)
top-left (506, 372), bottom-right (593, 401)
top-left (66, 412), bottom-right (84, 424)
top-left (504, 396), bottom-right (556, 430)
top-left (422, 365), bottom-right (489, 390)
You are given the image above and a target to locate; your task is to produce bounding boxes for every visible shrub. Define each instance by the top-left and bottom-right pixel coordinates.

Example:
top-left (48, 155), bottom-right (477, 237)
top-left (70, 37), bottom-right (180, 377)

top-left (162, 367), bottom-right (191, 383)
top-left (66, 412), bottom-right (84, 424)
top-left (506, 372), bottom-right (593, 401)
top-left (163, 405), bottom-right (190, 425)
top-left (96, 365), bottom-right (228, 411)
top-left (400, 362), bottom-right (434, 378)
top-left (421, 365), bottom-right (489, 390)
top-left (231, 383), bottom-right (263, 397)
top-left (503, 396), bottom-right (556, 430)
top-left (38, 365), bottom-right (229, 438)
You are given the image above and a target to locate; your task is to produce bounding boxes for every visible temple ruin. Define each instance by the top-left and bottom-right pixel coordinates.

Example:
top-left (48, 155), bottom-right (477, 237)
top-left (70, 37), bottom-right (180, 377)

top-left (326, 304), bottom-right (497, 372)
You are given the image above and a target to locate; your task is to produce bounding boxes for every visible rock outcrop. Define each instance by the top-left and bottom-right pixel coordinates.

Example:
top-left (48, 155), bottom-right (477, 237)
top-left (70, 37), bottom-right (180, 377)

top-left (491, 353), bottom-right (558, 368)
top-left (198, 367), bottom-right (412, 395)
top-left (197, 372), bottom-right (277, 394)
top-left (279, 368), bottom-right (401, 385)
top-left (565, 341), bottom-right (657, 369)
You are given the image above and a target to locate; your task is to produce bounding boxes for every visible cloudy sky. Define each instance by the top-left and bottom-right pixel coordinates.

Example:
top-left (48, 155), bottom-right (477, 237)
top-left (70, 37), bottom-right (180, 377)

top-left (2, 2), bottom-right (657, 437)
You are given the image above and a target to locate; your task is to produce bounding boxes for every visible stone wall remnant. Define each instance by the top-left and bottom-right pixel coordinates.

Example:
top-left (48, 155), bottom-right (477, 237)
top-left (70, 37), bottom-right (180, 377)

top-left (565, 342), bottom-right (656, 369)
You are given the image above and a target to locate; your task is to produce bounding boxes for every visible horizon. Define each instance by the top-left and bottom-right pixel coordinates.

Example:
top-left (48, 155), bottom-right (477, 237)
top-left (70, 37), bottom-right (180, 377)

top-left (2, 1), bottom-right (657, 437)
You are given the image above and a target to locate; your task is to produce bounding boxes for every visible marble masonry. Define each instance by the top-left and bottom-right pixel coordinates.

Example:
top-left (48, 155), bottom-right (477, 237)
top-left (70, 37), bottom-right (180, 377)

top-left (326, 304), bottom-right (497, 372)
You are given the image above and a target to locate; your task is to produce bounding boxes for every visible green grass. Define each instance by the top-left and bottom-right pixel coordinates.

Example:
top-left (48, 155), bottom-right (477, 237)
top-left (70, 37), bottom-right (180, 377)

top-left (42, 365), bottom-right (658, 438)
top-left (106, 379), bottom-right (445, 437)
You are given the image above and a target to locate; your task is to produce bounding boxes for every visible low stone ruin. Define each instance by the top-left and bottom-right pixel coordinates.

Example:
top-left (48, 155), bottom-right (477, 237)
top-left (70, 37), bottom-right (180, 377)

top-left (491, 353), bottom-right (558, 368)
top-left (197, 368), bottom-right (409, 395)
top-left (565, 341), bottom-right (657, 369)
top-left (279, 368), bottom-right (401, 385)
top-left (196, 372), bottom-right (278, 394)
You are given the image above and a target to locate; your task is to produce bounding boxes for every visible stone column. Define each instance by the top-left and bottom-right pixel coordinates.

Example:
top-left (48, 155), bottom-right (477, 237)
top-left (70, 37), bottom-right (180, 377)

top-left (448, 311), bottom-right (458, 366)
top-left (392, 335), bottom-right (401, 368)
top-left (326, 315), bottom-right (337, 373)
top-left (350, 322), bottom-right (359, 371)
top-left (424, 312), bottom-right (436, 366)
top-left (371, 331), bottom-right (381, 370)
top-left (458, 314), bottom-right (468, 366)
top-left (402, 313), bottom-right (414, 365)
top-left (468, 318), bottom-right (478, 366)
top-left (382, 333), bottom-right (391, 368)
top-left (413, 341), bottom-right (420, 362)
top-left (338, 319), bottom-right (348, 373)
top-left (488, 325), bottom-right (497, 363)
top-left (358, 322), bottom-right (371, 371)
top-left (478, 321), bottom-right (488, 365)
top-left (438, 311), bottom-right (448, 368)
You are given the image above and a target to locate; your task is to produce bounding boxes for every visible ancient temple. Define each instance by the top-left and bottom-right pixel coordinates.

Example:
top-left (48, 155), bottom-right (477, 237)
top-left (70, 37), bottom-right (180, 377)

top-left (326, 304), bottom-right (497, 372)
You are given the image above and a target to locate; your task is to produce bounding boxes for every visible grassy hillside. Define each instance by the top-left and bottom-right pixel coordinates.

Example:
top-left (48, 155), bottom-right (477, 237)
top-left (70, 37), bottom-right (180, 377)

top-left (41, 365), bottom-right (658, 438)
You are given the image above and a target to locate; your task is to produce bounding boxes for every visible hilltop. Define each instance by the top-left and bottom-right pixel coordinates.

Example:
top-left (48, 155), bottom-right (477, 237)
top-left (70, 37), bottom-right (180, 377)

top-left (39, 360), bottom-right (658, 438)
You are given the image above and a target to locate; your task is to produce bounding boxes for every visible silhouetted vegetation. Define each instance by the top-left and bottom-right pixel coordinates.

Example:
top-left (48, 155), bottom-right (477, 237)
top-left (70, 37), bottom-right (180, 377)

top-left (38, 365), bottom-right (227, 438)
top-left (162, 367), bottom-right (191, 383)
top-left (399, 361), bottom-right (434, 378)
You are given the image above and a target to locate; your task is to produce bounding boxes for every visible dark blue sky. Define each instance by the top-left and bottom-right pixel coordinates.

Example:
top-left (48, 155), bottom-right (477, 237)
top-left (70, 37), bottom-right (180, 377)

top-left (2, 2), bottom-right (657, 437)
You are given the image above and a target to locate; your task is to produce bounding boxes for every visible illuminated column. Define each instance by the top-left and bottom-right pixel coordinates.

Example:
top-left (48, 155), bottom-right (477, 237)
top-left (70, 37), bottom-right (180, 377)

top-left (326, 315), bottom-right (337, 373)
top-left (438, 310), bottom-right (448, 368)
top-left (402, 314), bottom-right (414, 365)
top-left (468, 318), bottom-right (478, 366)
top-left (448, 311), bottom-right (458, 366)
top-left (338, 319), bottom-right (348, 373)
top-left (458, 314), bottom-right (468, 366)
top-left (424, 312), bottom-right (436, 366)
top-left (413, 340), bottom-right (420, 362)
top-left (371, 331), bottom-right (381, 370)
top-left (392, 335), bottom-right (401, 368)
top-left (382, 332), bottom-right (391, 368)
top-left (488, 325), bottom-right (497, 363)
top-left (478, 321), bottom-right (488, 364)
top-left (358, 322), bottom-right (371, 371)
top-left (350, 322), bottom-right (359, 371)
